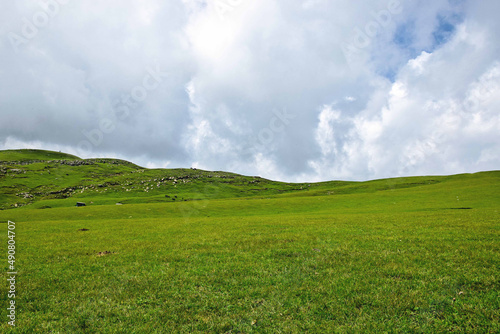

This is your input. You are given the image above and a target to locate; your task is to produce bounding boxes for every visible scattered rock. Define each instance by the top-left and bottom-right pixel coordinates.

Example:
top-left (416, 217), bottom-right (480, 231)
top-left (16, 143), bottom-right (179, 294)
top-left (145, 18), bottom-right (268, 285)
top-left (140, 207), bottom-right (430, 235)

top-left (96, 251), bottom-right (115, 257)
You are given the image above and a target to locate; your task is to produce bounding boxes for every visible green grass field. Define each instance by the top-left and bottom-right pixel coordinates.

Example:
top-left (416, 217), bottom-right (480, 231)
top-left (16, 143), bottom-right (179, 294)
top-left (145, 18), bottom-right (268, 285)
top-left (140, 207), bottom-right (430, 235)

top-left (1, 149), bottom-right (499, 333)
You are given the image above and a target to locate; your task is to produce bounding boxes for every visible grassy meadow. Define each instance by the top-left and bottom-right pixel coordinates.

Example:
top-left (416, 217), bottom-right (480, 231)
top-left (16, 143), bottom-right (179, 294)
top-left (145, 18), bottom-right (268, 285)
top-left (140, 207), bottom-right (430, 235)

top-left (0, 149), bottom-right (499, 333)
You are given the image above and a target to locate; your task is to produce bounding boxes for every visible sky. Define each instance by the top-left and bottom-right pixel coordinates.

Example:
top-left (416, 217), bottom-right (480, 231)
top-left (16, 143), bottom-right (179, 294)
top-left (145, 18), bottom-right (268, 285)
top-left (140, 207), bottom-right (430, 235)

top-left (0, 0), bottom-right (499, 182)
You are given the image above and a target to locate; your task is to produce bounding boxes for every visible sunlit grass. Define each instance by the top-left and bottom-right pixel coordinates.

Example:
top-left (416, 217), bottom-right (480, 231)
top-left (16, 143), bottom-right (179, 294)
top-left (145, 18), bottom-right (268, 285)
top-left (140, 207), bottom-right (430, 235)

top-left (0, 150), bottom-right (498, 332)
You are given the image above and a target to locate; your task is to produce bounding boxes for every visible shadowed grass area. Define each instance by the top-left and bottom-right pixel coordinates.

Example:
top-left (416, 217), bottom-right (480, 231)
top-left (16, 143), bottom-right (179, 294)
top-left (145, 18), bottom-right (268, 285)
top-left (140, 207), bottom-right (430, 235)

top-left (0, 150), bottom-right (498, 332)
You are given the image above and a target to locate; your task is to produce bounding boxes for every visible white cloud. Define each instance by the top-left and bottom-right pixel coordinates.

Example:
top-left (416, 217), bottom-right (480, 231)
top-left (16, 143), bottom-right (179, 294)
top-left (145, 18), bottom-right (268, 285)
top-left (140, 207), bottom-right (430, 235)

top-left (323, 22), bottom-right (500, 180)
top-left (1, 0), bottom-right (499, 181)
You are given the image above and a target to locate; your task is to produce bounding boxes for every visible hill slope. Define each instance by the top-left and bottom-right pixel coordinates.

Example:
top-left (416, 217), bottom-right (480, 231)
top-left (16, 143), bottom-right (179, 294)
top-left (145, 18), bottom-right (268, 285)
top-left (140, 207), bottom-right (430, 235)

top-left (0, 149), bottom-right (499, 211)
top-left (0, 149), bottom-right (80, 162)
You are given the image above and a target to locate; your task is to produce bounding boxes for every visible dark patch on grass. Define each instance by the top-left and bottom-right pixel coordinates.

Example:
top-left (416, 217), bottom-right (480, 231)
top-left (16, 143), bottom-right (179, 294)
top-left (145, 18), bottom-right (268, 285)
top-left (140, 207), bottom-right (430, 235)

top-left (96, 251), bottom-right (116, 257)
top-left (274, 251), bottom-right (301, 258)
top-left (78, 228), bottom-right (89, 231)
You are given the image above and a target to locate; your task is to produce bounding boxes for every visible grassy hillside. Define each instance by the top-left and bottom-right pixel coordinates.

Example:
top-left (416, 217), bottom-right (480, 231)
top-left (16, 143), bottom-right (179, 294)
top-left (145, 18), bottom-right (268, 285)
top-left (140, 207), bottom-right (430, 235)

top-left (0, 150), bottom-right (498, 333)
top-left (2, 149), bottom-right (496, 211)
top-left (0, 149), bottom-right (81, 162)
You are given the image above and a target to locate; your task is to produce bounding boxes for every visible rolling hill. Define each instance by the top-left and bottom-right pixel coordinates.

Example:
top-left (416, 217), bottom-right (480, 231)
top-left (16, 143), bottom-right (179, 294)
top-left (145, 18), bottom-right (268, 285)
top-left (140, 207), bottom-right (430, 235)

top-left (1, 149), bottom-right (498, 211)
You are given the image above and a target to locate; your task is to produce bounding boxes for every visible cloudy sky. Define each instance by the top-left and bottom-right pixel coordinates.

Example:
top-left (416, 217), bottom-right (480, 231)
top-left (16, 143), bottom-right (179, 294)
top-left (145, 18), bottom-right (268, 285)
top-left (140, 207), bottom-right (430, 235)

top-left (1, 0), bottom-right (499, 182)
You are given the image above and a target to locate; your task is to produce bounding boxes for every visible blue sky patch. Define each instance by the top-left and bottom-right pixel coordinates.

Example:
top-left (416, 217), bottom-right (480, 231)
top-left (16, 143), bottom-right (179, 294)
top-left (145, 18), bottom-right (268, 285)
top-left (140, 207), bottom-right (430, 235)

top-left (432, 14), bottom-right (462, 47)
top-left (394, 21), bottom-right (415, 50)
